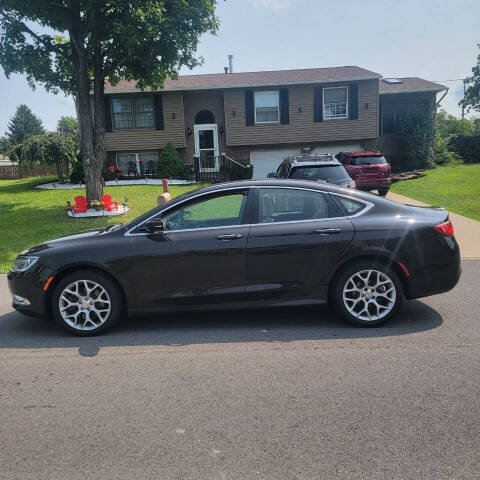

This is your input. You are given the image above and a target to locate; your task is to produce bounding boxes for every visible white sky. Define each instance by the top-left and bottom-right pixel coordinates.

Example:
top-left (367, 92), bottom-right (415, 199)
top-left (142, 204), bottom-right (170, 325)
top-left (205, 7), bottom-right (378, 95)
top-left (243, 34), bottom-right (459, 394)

top-left (1, 0), bottom-right (479, 134)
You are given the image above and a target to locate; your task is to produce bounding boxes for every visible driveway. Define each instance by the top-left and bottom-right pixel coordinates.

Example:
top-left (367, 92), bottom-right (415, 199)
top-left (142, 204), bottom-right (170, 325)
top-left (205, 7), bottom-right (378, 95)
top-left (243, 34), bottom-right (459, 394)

top-left (388, 191), bottom-right (480, 258)
top-left (1, 260), bottom-right (480, 479)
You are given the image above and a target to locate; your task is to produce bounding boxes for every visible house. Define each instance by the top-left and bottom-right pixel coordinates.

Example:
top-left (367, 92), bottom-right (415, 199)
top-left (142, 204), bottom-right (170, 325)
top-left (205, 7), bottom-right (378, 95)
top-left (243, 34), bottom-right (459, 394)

top-left (103, 65), bottom-right (446, 178)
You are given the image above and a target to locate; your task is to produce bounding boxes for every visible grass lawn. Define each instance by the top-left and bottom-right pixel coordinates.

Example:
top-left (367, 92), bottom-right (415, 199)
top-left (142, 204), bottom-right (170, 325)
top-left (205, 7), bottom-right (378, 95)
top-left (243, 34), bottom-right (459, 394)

top-left (0, 177), bottom-right (206, 273)
top-left (391, 164), bottom-right (480, 222)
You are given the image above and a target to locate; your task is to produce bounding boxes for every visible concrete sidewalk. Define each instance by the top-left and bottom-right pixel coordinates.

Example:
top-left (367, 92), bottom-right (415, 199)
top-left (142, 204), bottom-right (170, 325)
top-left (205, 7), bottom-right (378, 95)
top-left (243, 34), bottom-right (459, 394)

top-left (388, 192), bottom-right (480, 259)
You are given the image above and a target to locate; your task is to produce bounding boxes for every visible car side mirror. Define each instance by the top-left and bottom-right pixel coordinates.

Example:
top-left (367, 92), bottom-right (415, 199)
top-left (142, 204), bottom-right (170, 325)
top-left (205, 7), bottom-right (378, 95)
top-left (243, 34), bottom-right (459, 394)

top-left (146, 218), bottom-right (165, 233)
top-left (267, 172), bottom-right (276, 178)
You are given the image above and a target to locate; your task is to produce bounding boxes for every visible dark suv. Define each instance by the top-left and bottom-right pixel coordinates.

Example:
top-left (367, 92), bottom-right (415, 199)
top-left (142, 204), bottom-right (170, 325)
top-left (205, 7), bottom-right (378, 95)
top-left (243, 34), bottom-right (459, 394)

top-left (336, 151), bottom-right (391, 196)
top-left (270, 154), bottom-right (356, 189)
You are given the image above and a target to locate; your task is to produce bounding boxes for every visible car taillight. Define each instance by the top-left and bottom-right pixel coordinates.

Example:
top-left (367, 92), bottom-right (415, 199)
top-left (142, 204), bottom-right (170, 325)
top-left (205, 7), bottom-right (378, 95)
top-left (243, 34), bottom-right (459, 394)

top-left (435, 220), bottom-right (454, 237)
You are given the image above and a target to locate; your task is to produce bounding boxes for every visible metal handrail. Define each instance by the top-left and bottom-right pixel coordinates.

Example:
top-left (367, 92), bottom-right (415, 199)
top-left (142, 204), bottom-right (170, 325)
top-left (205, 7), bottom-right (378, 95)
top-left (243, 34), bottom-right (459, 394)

top-left (222, 153), bottom-right (248, 169)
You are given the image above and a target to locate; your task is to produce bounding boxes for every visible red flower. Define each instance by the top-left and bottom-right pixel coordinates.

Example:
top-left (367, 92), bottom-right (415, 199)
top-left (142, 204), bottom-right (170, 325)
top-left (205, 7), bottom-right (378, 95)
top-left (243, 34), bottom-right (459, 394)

top-left (108, 165), bottom-right (115, 172)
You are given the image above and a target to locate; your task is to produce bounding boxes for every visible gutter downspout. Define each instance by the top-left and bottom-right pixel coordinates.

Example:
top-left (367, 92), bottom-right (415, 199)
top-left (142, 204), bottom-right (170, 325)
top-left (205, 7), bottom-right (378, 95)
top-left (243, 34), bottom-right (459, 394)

top-left (436, 87), bottom-right (449, 108)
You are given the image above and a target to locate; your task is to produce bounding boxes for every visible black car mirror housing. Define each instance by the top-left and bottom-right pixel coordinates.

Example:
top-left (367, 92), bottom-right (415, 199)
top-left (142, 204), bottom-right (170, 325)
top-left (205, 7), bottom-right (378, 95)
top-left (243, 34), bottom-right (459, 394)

top-left (146, 219), bottom-right (165, 233)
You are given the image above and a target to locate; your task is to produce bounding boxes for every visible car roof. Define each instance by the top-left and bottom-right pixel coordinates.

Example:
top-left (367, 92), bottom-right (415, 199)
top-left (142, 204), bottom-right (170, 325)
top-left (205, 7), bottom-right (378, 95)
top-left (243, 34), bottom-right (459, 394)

top-left (341, 150), bottom-right (383, 157)
top-left (283, 154), bottom-right (341, 167)
top-left (181, 179), bottom-right (361, 197)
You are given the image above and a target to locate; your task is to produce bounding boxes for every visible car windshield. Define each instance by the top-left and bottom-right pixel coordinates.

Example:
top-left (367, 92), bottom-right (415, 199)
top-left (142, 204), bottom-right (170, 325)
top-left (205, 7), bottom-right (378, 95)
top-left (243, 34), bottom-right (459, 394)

top-left (291, 165), bottom-right (350, 182)
top-left (350, 156), bottom-right (387, 165)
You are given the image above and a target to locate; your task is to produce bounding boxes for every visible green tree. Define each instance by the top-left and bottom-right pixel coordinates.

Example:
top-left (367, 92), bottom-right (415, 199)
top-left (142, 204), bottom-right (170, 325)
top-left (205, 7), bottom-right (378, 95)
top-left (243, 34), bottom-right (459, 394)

top-left (6, 104), bottom-right (44, 144)
top-left (461, 44), bottom-right (480, 113)
top-left (0, 135), bottom-right (11, 155)
top-left (156, 142), bottom-right (187, 179)
top-left (9, 131), bottom-right (78, 183)
top-left (396, 105), bottom-right (436, 170)
top-left (436, 110), bottom-right (473, 137)
top-left (57, 115), bottom-right (79, 137)
top-left (0, 1), bottom-right (218, 203)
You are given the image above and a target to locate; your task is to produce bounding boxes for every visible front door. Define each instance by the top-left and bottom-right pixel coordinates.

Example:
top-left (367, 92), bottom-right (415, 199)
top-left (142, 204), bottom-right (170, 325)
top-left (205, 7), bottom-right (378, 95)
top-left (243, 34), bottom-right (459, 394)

top-left (194, 124), bottom-right (219, 172)
top-left (129, 188), bottom-right (253, 309)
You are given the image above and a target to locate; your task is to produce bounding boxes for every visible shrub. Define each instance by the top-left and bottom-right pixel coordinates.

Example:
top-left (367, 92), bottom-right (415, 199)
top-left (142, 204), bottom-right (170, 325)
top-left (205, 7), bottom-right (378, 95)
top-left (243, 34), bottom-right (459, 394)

top-left (449, 134), bottom-right (480, 163)
top-left (69, 160), bottom-right (84, 184)
top-left (434, 134), bottom-right (462, 165)
top-left (396, 105), bottom-right (435, 170)
top-left (156, 143), bottom-right (187, 179)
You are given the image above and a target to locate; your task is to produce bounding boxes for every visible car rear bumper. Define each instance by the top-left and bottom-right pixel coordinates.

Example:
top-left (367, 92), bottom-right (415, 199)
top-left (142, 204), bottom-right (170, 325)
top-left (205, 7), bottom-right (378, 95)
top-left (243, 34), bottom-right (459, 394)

top-left (404, 237), bottom-right (461, 300)
top-left (356, 180), bottom-right (392, 191)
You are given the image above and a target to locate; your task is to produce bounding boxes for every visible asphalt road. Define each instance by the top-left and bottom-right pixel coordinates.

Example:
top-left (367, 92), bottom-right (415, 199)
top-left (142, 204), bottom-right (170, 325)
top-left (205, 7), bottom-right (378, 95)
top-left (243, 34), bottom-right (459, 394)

top-left (1, 261), bottom-right (479, 480)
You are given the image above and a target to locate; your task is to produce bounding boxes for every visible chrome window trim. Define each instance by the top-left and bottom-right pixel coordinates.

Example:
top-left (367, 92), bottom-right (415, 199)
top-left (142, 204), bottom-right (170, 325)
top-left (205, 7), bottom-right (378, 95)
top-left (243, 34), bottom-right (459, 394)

top-left (124, 185), bottom-right (374, 236)
top-left (124, 187), bottom-right (251, 236)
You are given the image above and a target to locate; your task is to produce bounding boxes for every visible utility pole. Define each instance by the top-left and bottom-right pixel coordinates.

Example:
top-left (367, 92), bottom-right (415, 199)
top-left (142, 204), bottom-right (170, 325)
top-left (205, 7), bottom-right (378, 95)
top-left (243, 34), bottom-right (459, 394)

top-left (462, 78), bottom-right (466, 119)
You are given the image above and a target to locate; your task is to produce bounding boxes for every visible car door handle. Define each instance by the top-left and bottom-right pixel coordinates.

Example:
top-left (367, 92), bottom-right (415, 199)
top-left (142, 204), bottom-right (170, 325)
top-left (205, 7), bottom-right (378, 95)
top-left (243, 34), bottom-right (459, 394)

top-left (312, 228), bottom-right (342, 235)
top-left (215, 233), bottom-right (243, 241)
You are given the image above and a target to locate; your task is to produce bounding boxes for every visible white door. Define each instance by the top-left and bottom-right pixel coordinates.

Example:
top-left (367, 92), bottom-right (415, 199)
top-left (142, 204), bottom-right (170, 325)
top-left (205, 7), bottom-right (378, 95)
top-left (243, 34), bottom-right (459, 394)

top-left (194, 124), bottom-right (219, 172)
top-left (250, 144), bottom-right (363, 180)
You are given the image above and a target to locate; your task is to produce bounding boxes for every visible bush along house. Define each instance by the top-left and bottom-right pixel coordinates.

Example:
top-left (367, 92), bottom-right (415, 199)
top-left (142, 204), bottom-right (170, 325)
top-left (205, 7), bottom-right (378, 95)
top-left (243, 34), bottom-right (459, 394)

top-left (102, 63), bottom-right (447, 180)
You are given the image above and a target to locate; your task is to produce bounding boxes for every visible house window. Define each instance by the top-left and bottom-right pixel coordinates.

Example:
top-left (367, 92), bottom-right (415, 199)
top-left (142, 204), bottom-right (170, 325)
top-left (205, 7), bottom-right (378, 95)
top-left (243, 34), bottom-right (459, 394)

top-left (255, 91), bottom-right (279, 123)
top-left (116, 152), bottom-right (158, 175)
top-left (323, 87), bottom-right (348, 120)
top-left (112, 97), bottom-right (154, 129)
top-left (381, 104), bottom-right (395, 135)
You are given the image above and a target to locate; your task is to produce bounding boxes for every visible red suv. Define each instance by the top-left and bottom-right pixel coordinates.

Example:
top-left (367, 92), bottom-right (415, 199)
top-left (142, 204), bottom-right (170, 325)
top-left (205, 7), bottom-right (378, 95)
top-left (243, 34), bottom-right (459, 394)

top-left (336, 151), bottom-right (391, 196)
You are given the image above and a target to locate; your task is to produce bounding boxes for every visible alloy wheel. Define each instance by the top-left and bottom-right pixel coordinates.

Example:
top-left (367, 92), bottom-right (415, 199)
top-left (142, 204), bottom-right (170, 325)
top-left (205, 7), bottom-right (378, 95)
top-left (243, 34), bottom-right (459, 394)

top-left (58, 280), bottom-right (111, 331)
top-left (342, 269), bottom-right (396, 322)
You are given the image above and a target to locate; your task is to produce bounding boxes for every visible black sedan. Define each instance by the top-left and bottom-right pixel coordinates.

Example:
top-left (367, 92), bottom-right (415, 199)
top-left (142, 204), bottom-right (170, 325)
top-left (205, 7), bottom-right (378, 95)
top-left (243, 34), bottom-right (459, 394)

top-left (8, 180), bottom-right (461, 335)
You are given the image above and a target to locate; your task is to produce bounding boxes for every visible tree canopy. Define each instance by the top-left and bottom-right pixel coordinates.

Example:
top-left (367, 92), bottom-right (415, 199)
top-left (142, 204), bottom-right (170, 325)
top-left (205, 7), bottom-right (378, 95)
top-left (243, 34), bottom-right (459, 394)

top-left (6, 104), bottom-right (45, 144)
top-left (461, 44), bottom-right (480, 114)
top-left (57, 115), bottom-right (79, 137)
top-left (9, 131), bottom-right (78, 182)
top-left (0, 0), bottom-right (219, 203)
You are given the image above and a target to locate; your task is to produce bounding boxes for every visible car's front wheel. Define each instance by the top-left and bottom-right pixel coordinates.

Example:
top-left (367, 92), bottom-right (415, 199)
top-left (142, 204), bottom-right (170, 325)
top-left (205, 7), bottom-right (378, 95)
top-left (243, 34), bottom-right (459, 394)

top-left (378, 187), bottom-right (390, 196)
top-left (331, 261), bottom-right (403, 327)
top-left (51, 270), bottom-right (123, 336)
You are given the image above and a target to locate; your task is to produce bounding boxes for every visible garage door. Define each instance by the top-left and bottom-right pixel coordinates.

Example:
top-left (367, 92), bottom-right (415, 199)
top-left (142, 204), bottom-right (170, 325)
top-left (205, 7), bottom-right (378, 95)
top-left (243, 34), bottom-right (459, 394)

top-left (250, 144), bottom-right (363, 180)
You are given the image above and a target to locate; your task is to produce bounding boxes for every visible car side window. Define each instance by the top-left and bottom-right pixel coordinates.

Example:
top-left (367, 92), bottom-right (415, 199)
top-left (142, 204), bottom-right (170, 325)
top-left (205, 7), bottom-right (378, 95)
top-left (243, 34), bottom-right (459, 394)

top-left (259, 188), bottom-right (330, 223)
top-left (333, 195), bottom-right (366, 216)
top-left (276, 163), bottom-right (285, 178)
top-left (162, 191), bottom-right (248, 231)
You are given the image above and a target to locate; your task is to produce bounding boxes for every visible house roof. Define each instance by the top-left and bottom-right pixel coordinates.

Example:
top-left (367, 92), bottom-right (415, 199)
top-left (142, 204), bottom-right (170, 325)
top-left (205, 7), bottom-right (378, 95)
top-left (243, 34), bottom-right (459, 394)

top-left (105, 66), bottom-right (381, 93)
top-left (379, 77), bottom-right (447, 94)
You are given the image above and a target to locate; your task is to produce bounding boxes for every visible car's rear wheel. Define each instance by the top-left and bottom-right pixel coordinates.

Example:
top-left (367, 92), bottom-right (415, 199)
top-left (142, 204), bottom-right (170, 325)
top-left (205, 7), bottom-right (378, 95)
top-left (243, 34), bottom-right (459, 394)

top-left (51, 270), bottom-right (123, 336)
top-left (378, 187), bottom-right (389, 196)
top-left (331, 261), bottom-right (403, 327)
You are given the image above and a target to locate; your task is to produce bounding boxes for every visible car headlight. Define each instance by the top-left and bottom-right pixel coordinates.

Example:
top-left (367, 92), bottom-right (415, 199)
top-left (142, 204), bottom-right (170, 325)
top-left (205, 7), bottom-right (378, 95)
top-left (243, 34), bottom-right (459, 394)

top-left (11, 256), bottom-right (39, 273)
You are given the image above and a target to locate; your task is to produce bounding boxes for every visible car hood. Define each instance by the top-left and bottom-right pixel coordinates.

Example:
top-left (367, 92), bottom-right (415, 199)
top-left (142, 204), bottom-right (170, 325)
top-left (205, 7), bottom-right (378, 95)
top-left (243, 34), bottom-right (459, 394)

top-left (22, 228), bottom-right (117, 255)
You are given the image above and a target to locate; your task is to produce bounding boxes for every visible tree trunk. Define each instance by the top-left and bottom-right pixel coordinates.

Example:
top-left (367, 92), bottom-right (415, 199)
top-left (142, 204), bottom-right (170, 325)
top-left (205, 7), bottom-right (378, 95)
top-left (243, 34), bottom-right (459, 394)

top-left (69, 18), bottom-right (103, 205)
top-left (93, 43), bottom-right (106, 194)
top-left (56, 159), bottom-right (64, 184)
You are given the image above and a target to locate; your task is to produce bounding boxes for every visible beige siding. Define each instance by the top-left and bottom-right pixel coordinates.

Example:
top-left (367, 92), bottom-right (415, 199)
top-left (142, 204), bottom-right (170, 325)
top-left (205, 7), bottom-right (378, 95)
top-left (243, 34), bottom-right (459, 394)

top-left (224, 79), bottom-right (378, 147)
top-left (183, 90), bottom-right (226, 161)
top-left (105, 91), bottom-right (185, 151)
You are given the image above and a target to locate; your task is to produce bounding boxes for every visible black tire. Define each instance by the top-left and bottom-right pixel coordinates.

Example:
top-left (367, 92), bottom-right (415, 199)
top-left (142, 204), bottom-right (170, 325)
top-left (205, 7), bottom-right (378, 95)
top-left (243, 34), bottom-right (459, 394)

top-left (378, 187), bottom-right (389, 196)
top-left (331, 261), bottom-right (403, 327)
top-left (51, 269), bottom-right (124, 336)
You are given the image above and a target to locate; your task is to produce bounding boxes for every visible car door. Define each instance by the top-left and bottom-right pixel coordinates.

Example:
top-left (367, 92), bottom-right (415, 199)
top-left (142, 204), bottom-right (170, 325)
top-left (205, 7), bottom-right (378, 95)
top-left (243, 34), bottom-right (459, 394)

top-left (128, 188), bottom-right (253, 309)
top-left (246, 186), bottom-right (355, 301)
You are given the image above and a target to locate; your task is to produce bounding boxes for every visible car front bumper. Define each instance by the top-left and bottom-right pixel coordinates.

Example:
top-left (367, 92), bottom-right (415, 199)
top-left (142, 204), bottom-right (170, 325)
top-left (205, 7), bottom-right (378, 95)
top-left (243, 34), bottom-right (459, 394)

top-left (7, 266), bottom-right (51, 318)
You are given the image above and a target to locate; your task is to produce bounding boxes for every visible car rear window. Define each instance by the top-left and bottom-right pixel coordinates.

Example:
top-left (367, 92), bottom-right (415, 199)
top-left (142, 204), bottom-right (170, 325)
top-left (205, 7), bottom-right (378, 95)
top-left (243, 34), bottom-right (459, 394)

top-left (333, 196), bottom-right (366, 216)
top-left (290, 165), bottom-right (350, 182)
top-left (350, 156), bottom-right (387, 166)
